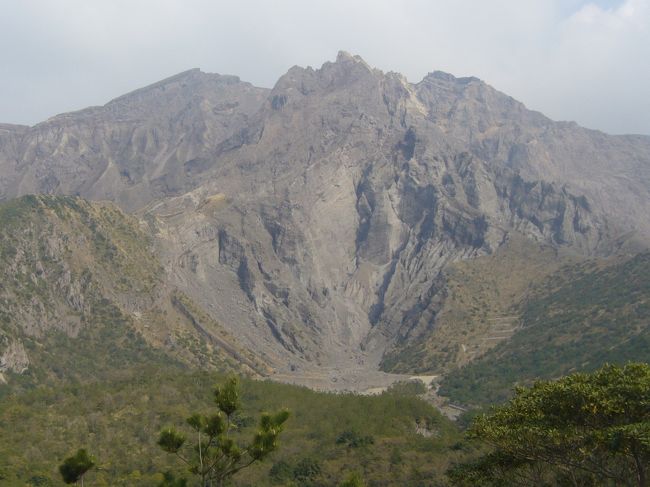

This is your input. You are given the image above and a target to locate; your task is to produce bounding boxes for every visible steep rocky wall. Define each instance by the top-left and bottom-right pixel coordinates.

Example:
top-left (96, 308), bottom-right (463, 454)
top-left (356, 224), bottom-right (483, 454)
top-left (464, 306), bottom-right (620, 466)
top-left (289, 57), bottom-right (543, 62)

top-left (2, 53), bottom-right (649, 377)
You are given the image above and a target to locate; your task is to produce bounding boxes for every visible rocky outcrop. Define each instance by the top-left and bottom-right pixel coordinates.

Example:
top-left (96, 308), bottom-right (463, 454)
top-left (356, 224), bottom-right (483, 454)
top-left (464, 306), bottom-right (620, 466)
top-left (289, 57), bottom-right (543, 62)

top-left (1, 52), bottom-right (649, 379)
top-left (0, 339), bottom-right (29, 378)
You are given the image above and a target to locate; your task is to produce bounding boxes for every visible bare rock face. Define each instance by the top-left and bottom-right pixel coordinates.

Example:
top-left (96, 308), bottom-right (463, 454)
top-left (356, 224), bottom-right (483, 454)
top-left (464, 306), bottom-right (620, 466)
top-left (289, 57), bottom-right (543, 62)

top-left (0, 70), bottom-right (269, 210)
top-left (0, 339), bottom-right (29, 377)
top-left (1, 52), bottom-right (650, 379)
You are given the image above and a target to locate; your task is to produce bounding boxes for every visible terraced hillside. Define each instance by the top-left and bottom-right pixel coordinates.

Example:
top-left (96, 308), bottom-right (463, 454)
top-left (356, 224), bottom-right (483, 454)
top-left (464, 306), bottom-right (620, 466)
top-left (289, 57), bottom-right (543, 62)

top-left (438, 252), bottom-right (650, 406)
top-left (380, 235), bottom-right (581, 374)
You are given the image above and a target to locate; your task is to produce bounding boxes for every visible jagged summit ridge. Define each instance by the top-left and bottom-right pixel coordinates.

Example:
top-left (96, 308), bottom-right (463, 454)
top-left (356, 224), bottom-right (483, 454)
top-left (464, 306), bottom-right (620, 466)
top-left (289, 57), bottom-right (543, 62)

top-left (0, 53), bottom-right (649, 385)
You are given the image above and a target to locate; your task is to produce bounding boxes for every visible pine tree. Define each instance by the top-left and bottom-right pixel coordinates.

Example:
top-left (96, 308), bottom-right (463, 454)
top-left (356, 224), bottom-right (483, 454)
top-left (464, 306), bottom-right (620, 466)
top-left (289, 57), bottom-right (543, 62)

top-left (157, 376), bottom-right (290, 487)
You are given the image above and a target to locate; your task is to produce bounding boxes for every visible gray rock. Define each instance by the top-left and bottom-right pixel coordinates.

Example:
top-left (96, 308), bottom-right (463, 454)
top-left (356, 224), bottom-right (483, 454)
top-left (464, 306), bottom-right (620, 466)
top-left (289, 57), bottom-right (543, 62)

top-left (2, 52), bottom-right (649, 378)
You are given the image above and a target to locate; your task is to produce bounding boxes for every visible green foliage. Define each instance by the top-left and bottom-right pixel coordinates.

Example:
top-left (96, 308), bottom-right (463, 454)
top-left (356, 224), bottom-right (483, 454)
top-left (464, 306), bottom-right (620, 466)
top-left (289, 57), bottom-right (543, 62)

top-left (158, 471), bottom-right (188, 487)
top-left (293, 457), bottom-right (322, 483)
top-left (268, 460), bottom-right (293, 483)
top-left (27, 476), bottom-right (53, 487)
top-left (447, 450), bottom-right (532, 486)
top-left (448, 363), bottom-right (650, 486)
top-left (158, 429), bottom-right (186, 454)
top-left (269, 457), bottom-right (325, 485)
top-left (385, 379), bottom-right (427, 396)
top-left (214, 376), bottom-right (241, 416)
top-left (440, 253), bottom-right (650, 405)
top-left (335, 430), bottom-right (375, 448)
top-left (158, 376), bottom-right (289, 486)
top-left (338, 471), bottom-right (366, 487)
top-left (58, 449), bottom-right (95, 485)
top-left (0, 369), bottom-right (462, 485)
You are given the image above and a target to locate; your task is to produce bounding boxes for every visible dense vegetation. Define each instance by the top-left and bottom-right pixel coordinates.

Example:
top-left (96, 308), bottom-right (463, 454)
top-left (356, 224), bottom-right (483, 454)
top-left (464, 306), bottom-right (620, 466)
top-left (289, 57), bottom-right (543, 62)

top-left (439, 253), bottom-right (650, 405)
top-left (448, 363), bottom-right (650, 487)
top-left (0, 369), bottom-right (465, 486)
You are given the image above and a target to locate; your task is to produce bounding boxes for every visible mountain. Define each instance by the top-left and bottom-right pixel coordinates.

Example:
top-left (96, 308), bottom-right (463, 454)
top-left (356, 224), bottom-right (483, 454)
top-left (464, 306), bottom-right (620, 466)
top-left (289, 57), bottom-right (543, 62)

top-left (438, 251), bottom-right (650, 406)
top-left (1, 52), bottom-right (649, 391)
top-left (0, 195), bottom-right (265, 387)
top-left (0, 70), bottom-right (268, 210)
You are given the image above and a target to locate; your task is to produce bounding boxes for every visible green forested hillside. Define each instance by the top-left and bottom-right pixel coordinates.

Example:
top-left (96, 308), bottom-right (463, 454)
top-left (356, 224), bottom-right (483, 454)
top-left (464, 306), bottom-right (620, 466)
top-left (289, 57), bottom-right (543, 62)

top-left (0, 195), bottom-right (260, 390)
top-left (0, 369), bottom-right (466, 486)
top-left (439, 253), bottom-right (650, 406)
top-left (0, 195), bottom-right (172, 388)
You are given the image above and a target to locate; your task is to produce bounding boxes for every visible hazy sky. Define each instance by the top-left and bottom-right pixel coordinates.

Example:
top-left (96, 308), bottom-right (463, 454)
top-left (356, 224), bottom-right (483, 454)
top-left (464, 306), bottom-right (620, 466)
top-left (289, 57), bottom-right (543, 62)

top-left (1, 0), bottom-right (649, 135)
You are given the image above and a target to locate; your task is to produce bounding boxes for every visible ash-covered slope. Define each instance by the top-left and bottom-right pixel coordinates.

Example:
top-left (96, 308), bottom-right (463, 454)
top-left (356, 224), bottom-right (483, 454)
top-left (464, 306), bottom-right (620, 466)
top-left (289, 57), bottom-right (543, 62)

top-left (0, 69), bottom-right (268, 210)
top-left (1, 52), bottom-right (649, 384)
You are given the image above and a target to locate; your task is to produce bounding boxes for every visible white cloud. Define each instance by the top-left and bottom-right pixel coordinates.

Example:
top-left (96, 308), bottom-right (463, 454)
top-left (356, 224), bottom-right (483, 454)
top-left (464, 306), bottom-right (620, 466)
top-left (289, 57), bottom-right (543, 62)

top-left (0, 0), bottom-right (648, 134)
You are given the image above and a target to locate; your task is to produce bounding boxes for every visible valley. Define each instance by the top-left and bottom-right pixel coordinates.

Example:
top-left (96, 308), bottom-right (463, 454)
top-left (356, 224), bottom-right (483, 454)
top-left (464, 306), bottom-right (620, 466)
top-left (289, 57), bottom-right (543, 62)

top-left (1, 52), bottom-right (650, 396)
top-left (0, 52), bottom-right (649, 485)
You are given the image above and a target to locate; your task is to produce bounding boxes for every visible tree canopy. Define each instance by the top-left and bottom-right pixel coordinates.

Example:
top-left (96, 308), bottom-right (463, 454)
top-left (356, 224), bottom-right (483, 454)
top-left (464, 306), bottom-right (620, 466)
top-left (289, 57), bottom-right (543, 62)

top-left (59, 449), bottom-right (95, 485)
top-left (448, 363), bottom-right (650, 486)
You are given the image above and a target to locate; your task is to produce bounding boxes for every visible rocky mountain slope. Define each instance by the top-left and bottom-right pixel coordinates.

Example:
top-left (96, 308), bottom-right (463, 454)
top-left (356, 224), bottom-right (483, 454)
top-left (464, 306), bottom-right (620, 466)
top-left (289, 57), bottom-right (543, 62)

top-left (1, 52), bottom-right (649, 389)
top-left (0, 70), bottom-right (268, 210)
top-left (0, 195), bottom-right (264, 387)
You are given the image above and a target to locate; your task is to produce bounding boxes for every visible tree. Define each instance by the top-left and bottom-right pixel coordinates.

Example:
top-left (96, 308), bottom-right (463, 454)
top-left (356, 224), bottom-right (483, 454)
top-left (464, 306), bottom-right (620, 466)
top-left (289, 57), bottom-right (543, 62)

top-left (59, 449), bottom-right (95, 486)
top-left (448, 363), bottom-right (650, 487)
top-left (157, 376), bottom-right (290, 487)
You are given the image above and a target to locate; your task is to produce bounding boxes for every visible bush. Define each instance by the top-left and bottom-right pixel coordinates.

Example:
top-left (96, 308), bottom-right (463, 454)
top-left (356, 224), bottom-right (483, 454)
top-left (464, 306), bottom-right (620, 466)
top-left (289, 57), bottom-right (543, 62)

top-left (336, 430), bottom-right (375, 448)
